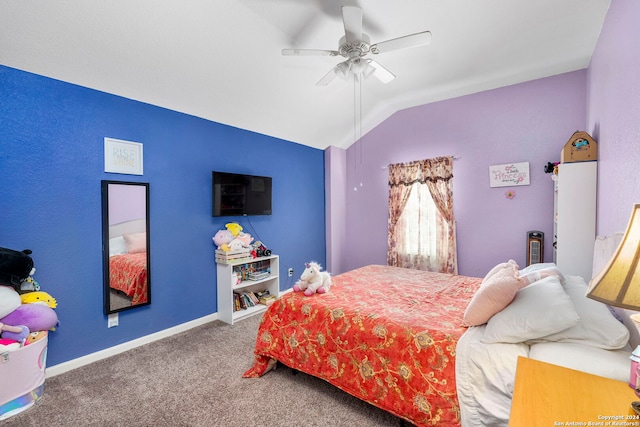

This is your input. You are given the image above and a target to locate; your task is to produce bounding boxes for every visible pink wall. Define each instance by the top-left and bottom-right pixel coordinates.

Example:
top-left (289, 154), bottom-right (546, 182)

top-left (587, 0), bottom-right (640, 236)
top-left (331, 71), bottom-right (587, 277)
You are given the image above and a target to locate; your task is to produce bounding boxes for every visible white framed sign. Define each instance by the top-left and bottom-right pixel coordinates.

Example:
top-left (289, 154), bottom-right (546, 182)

top-left (489, 162), bottom-right (530, 187)
top-left (104, 138), bottom-right (143, 175)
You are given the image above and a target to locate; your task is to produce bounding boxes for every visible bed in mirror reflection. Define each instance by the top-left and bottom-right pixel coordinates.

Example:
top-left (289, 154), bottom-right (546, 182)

top-left (101, 181), bottom-right (151, 314)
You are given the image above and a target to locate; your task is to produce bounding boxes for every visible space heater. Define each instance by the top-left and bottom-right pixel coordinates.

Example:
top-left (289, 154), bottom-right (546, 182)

top-left (526, 231), bottom-right (544, 266)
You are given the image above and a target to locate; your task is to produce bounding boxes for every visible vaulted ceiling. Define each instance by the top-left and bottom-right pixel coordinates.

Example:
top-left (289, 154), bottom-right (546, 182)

top-left (0, 1), bottom-right (610, 149)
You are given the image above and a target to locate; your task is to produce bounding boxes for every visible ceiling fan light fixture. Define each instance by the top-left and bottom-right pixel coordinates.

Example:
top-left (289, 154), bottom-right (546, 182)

top-left (335, 62), bottom-right (351, 81)
top-left (362, 62), bottom-right (376, 80)
top-left (283, 6), bottom-right (431, 86)
top-left (350, 58), bottom-right (367, 75)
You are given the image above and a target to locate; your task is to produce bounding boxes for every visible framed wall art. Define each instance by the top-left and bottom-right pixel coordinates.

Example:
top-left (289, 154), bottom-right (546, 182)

top-left (489, 162), bottom-right (530, 187)
top-left (104, 137), bottom-right (143, 175)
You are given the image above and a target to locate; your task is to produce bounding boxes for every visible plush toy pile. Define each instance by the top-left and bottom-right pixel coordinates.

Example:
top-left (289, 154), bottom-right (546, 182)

top-left (293, 261), bottom-right (332, 296)
top-left (0, 247), bottom-right (58, 352)
top-left (212, 222), bottom-right (273, 259)
top-left (212, 222), bottom-right (254, 252)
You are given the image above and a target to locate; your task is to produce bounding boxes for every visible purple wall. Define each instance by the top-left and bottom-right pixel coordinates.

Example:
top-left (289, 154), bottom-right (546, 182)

top-left (587, 0), bottom-right (640, 236)
top-left (108, 183), bottom-right (146, 225)
top-left (337, 71), bottom-right (587, 277)
top-left (325, 146), bottom-right (347, 274)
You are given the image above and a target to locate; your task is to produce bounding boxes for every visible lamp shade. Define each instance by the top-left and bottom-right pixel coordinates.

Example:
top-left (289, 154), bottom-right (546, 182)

top-left (587, 204), bottom-right (640, 309)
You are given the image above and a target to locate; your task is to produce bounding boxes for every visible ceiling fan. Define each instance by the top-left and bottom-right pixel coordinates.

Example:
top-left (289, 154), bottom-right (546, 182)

top-left (282, 6), bottom-right (432, 86)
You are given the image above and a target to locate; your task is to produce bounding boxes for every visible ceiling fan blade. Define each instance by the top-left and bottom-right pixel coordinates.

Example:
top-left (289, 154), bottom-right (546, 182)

top-left (367, 59), bottom-right (395, 84)
top-left (342, 6), bottom-right (363, 44)
top-left (316, 66), bottom-right (339, 86)
top-left (282, 48), bottom-right (339, 57)
top-left (370, 31), bottom-right (432, 54)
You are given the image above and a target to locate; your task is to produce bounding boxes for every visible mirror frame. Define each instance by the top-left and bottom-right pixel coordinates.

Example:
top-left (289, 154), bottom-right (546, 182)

top-left (101, 180), bottom-right (151, 314)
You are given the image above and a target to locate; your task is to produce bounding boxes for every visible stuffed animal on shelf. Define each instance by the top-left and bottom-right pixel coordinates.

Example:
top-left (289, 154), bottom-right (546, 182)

top-left (213, 229), bottom-right (234, 250)
top-left (293, 262), bottom-right (332, 296)
top-left (235, 232), bottom-right (253, 247)
top-left (225, 222), bottom-right (243, 237)
top-left (227, 239), bottom-right (245, 251)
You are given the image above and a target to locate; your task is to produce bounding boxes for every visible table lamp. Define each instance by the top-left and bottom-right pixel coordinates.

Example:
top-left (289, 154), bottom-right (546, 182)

top-left (587, 204), bottom-right (640, 395)
top-left (587, 204), bottom-right (640, 310)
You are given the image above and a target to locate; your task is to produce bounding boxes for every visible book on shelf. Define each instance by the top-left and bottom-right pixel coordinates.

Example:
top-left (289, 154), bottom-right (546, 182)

top-left (233, 291), bottom-right (254, 309)
top-left (259, 295), bottom-right (277, 306)
top-left (248, 271), bottom-right (269, 281)
top-left (233, 289), bottom-right (272, 311)
top-left (254, 289), bottom-right (270, 299)
top-left (244, 291), bottom-right (259, 305)
top-left (233, 291), bottom-right (247, 310)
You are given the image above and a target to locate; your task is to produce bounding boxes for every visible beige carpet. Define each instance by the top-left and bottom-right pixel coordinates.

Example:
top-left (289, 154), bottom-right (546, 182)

top-left (2, 314), bottom-right (406, 427)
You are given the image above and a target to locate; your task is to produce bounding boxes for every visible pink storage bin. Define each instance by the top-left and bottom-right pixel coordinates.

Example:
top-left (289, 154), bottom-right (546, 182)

top-left (0, 336), bottom-right (48, 420)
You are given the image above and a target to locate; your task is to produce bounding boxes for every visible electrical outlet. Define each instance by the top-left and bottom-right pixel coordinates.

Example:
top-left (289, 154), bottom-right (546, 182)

top-left (288, 268), bottom-right (294, 277)
top-left (108, 313), bottom-right (119, 328)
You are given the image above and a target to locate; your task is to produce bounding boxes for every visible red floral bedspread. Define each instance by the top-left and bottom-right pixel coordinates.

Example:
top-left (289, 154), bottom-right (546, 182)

top-left (109, 252), bottom-right (148, 305)
top-left (243, 265), bottom-right (481, 426)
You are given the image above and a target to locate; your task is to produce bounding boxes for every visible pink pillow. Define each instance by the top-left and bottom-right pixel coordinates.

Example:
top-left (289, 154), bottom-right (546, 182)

top-left (462, 260), bottom-right (528, 326)
top-left (123, 232), bottom-right (147, 254)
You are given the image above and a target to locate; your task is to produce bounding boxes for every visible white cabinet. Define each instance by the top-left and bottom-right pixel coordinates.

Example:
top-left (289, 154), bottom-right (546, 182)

top-left (216, 255), bottom-right (279, 325)
top-left (553, 162), bottom-right (597, 281)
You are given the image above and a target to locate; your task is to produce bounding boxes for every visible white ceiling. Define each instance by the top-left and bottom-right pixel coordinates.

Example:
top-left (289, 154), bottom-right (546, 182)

top-left (0, 0), bottom-right (610, 150)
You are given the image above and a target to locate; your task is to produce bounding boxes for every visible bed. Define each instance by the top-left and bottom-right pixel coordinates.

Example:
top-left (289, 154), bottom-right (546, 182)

top-left (244, 234), bottom-right (636, 427)
top-left (243, 264), bottom-right (483, 426)
top-left (455, 233), bottom-right (635, 426)
top-left (108, 219), bottom-right (148, 305)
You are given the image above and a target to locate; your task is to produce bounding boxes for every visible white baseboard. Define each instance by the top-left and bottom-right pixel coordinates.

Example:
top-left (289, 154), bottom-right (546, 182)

top-left (46, 312), bottom-right (219, 378)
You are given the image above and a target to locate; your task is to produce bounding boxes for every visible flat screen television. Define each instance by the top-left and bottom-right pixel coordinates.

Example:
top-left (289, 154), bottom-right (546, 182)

top-left (212, 171), bottom-right (272, 217)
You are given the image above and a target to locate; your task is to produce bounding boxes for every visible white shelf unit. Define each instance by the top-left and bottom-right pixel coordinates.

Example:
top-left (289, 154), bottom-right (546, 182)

top-left (553, 161), bottom-right (597, 281)
top-left (216, 255), bottom-right (279, 325)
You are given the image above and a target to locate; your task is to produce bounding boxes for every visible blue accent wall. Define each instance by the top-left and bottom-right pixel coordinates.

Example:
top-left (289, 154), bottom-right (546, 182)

top-left (0, 65), bottom-right (326, 366)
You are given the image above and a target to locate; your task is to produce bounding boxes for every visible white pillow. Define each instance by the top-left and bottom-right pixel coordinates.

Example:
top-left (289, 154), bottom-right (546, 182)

top-left (527, 275), bottom-right (630, 349)
top-left (481, 276), bottom-right (579, 344)
top-left (123, 232), bottom-right (146, 254)
top-left (109, 236), bottom-right (127, 256)
top-left (529, 341), bottom-right (631, 383)
top-left (519, 262), bottom-right (565, 285)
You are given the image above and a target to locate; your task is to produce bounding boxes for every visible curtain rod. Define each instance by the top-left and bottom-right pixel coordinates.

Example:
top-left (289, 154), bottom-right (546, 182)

top-left (382, 156), bottom-right (461, 169)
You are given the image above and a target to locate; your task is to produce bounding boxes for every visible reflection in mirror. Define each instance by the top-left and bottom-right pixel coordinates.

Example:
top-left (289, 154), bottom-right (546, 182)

top-left (101, 180), bottom-right (151, 314)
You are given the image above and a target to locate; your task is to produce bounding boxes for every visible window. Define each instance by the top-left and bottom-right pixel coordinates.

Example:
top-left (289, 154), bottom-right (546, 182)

top-left (397, 183), bottom-right (439, 270)
top-left (387, 157), bottom-right (457, 273)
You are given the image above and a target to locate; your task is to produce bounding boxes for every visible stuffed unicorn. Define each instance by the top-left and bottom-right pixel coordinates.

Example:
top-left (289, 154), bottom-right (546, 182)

top-left (293, 261), bottom-right (332, 296)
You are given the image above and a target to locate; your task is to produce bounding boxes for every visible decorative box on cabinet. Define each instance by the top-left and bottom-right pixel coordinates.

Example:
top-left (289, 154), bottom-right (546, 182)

top-left (553, 161), bottom-right (597, 281)
top-left (561, 130), bottom-right (598, 163)
top-left (216, 255), bottom-right (279, 325)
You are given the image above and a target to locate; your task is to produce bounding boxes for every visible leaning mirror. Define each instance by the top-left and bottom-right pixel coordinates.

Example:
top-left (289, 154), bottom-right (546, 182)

top-left (101, 180), bottom-right (151, 314)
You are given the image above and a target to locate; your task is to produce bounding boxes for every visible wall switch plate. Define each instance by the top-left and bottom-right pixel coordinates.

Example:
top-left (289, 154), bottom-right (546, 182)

top-left (108, 313), bottom-right (119, 328)
top-left (288, 268), bottom-right (294, 277)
